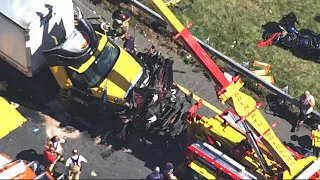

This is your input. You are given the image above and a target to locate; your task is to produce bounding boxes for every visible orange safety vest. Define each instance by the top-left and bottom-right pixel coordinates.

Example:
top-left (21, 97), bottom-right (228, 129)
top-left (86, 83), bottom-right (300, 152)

top-left (311, 130), bottom-right (320, 148)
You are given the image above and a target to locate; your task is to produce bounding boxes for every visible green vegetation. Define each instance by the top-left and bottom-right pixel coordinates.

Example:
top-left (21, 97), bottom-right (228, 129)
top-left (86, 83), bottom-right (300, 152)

top-left (139, 0), bottom-right (320, 109)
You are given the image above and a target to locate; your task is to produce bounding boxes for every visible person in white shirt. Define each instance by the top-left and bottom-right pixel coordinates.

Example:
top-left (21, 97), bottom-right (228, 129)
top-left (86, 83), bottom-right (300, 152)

top-left (47, 136), bottom-right (65, 162)
top-left (295, 91), bottom-right (316, 131)
top-left (65, 149), bottom-right (87, 180)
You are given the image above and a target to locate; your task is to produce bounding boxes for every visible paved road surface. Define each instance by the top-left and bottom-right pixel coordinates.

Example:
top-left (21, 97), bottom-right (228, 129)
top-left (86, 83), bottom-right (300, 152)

top-left (0, 0), bottom-right (314, 179)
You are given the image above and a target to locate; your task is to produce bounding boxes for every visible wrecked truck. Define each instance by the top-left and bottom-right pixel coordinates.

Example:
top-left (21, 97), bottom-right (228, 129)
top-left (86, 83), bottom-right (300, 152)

top-left (0, 0), bottom-right (189, 137)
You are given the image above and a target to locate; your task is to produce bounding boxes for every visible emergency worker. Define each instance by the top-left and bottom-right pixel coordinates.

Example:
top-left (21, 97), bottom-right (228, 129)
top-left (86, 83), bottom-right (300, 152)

top-left (50, 135), bottom-right (65, 162)
top-left (294, 91), bottom-right (315, 131)
top-left (164, 162), bottom-right (178, 180)
top-left (44, 140), bottom-right (53, 150)
top-left (65, 149), bottom-right (88, 180)
top-left (44, 146), bottom-right (58, 175)
top-left (111, 8), bottom-right (132, 39)
top-left (311, 124), bottom-right (320, 157)
top-left (147, 166), bottom-right (164, 180)
top-left (123, 33), bottom-right (136, 56)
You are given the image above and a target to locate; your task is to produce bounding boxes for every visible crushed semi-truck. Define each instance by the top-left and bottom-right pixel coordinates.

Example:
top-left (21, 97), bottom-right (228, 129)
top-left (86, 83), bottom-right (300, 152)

top-left (0, 0), bottom-right (149, 106)
top-left (0, 0), bottom-right (189, 137)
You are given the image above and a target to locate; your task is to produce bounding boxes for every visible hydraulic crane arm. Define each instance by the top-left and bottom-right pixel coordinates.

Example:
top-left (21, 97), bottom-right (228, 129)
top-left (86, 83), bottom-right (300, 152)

top-left (146, 0), bottom-right (305, 176)
top-left (147, 2), bottom-right (230, 88)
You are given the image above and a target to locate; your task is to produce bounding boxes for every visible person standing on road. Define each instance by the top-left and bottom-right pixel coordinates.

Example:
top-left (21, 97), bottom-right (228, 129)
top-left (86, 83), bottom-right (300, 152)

top-left (111, 8), bottom-right (132, 39)
top-left (295, 91), bottom-right (315, 131)
top-left (50, 135), bottom-right (66, 162)
top-left (65, 149), bottom-right (88, 180)
top-left (311, 124), bottom-right (320, 157)
top-left (44, 146), bottom-right (58, 175)
top-left (123, 33), bottom-right (136, 56)
top-left (164, 162), bottom-right (178, 180)
top-left (147, 166), bottom-right (164, 180)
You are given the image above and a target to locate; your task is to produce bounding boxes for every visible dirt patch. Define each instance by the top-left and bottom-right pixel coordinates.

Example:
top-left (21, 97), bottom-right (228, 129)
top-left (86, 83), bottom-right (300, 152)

top-left (42, 114), bottom-right (81, 139)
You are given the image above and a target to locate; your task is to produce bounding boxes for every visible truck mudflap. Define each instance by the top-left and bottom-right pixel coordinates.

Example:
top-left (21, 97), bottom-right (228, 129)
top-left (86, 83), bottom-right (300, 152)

top-left (0, 97), bottom-right (26, 139)
top-left (43, 18), bottom-right (98, 67)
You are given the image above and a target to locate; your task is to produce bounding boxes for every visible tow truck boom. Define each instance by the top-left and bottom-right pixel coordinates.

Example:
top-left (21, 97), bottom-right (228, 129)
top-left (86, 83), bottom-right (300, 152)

top-left (146, 0), bottom-right (320, 179)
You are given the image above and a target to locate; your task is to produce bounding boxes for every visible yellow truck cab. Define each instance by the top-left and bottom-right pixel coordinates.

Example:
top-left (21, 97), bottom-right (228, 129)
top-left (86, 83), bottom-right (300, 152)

top-left (44, 18), bottom-right (148, 106)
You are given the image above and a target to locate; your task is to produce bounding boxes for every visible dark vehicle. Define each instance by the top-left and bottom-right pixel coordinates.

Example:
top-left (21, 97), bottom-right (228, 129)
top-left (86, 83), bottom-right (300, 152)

top-left (258, 12), bottom-right (320, 60)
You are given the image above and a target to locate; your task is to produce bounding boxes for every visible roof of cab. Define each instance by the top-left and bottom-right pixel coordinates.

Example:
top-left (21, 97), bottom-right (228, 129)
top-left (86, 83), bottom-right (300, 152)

top-left (0, 0), bottom-right (72, 30)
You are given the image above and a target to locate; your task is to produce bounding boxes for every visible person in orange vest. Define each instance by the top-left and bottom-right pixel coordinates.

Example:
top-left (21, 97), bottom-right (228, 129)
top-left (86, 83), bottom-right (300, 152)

top-left (311, 124), bottom-right (320, 157)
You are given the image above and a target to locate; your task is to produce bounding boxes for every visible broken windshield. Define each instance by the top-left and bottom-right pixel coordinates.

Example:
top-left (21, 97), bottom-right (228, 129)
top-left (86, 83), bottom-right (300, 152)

top-left (83, 41), bottom-right (120, 87)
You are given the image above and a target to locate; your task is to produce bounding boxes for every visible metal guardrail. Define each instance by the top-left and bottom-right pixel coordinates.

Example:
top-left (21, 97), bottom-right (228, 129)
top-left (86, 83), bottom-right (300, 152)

top-left (121, 0), bottom-right (320, 119)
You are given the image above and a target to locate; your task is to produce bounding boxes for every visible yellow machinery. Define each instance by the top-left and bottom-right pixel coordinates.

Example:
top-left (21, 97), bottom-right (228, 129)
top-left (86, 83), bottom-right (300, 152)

top-left (44, 18), bottom-right (146, 107)
top-left (146, 0), bottom-right (320, 179)
top-left (0, 97), bottom-right (26, 140)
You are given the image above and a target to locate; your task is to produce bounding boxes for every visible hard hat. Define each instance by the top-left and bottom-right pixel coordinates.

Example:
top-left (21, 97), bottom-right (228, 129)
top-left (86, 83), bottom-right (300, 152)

top-left (72, 149), bottom-right (78, 154)
top-left (154, 166), bottom-right (160, 172)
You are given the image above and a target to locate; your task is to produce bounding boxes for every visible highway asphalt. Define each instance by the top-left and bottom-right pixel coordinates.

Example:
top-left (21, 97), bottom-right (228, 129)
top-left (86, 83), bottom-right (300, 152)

top-left (0, 0), bottom-right (315, 179)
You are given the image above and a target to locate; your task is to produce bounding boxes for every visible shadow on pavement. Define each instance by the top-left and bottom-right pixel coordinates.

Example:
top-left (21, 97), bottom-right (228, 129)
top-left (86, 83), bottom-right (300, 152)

top-left (0, 60), bottom-right (59, 112)
top-left (285, 142), bottom-right (309, 156)
top-left (265, 94), bottom-right (298, 127)
top-left (16, 149), bottom-right (44, 165)
top-left (291, 134), bottom-right (312, 151)
top-left (66, 102), bottom-right (187, 171)
top-left (98, 121), bottom-right (188, 171)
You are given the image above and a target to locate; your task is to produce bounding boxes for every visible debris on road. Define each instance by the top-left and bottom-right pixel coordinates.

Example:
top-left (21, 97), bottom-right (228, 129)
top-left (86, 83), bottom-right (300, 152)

top-left (123, 148), bottom-right (132, 153)
top-left (42, 114), bottom-right (80, 139)
top-left (91, 170), bottom-right (97, 176)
